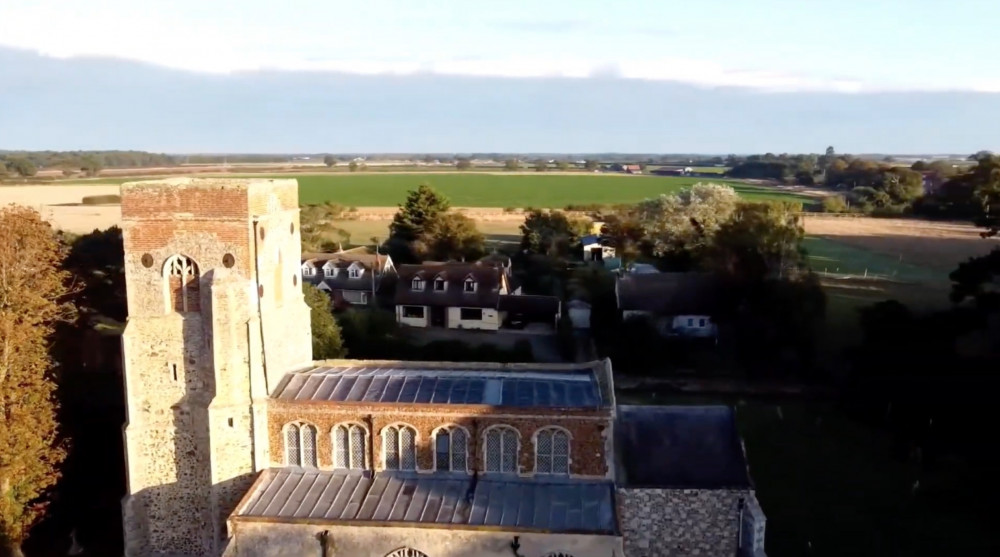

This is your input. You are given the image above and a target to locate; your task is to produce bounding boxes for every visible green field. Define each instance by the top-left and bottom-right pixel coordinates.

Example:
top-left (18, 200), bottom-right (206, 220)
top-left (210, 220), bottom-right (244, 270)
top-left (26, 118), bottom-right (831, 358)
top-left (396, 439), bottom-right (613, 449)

top-left (803, 237), bottom-right (943, 283)
top-left (75, 173), bottom-right (810, 207)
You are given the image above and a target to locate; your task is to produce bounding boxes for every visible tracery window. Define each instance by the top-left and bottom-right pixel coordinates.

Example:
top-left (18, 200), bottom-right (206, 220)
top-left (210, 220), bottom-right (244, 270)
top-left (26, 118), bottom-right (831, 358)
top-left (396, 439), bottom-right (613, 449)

top-left (383, 424), bottom-right (418, 470)
top-left (165, 255), bottom-right (200, 312)
top-left (333, 423), bottom-right (368, 469)
top-left (484, 425), bottom-right (519, 473)
top-left (284, 422), bottom-right (318, 467)
top-left (434, 426), bottom-right (468, 472)
top-left (535, 428), bottom-right (570, 475)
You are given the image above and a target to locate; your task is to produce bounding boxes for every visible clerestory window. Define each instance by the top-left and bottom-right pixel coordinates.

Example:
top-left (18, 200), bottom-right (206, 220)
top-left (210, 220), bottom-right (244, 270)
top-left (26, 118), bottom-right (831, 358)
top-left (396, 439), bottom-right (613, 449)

top-left (284, 422), bottom-right (318, 467)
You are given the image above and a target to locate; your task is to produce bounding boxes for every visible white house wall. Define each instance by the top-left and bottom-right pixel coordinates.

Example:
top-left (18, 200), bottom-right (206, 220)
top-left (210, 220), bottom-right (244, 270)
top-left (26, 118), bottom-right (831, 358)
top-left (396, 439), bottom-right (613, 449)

top-left (447, 307), bottom-right (501, 330)
top-left (396, 305), bottom-right (429, 327)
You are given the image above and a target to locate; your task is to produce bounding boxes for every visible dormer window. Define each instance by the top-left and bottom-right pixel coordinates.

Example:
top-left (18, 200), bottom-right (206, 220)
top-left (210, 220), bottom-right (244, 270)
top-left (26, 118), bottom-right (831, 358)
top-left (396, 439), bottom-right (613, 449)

top-left (348, 266), bottom-right (362, 279)
top-left (302, 264), bottom-right (316, 277)
top-left (412, 278), bottom-right (425, 291)
top-left (434, 277), bottom-right (446, 292)
top-left (464, 277), bottom-right (477, 293)
top-left (324, 267), bottom-right (336, 278)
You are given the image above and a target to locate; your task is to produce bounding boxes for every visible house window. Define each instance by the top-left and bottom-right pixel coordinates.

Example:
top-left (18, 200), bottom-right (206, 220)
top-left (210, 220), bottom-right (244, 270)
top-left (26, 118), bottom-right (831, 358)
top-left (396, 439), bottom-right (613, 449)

top-left (302, 265), bottom-right (316, 277)
top-left (402, 306), bottom-right (425, 319)
top-left (463, 278), bottom-right (476, 293)
top-left (687, 318), bottom-right (694, 327)
top-left (284, 422), bottom-right (318, 467)
top-left (434, 426), bottom-right (468, 472)
top-left (459, 308), bottom-right (483, 321)
top-left (434, 278), bottom-right (446, 291)
top-left (333, 423), bottom-right (367, 469)
top-left (349, 267), bottom-right (362, 279)
top-left (324, 266), bottom-right (337, 278)
top-left (165, 254), bottom-right (200, 313)
top-left (342, 290), bottom-right (368, 305)
top-left (411, 278), bottom-right (425, 291)
top-left (383, 425), bottom-right (417, 470)
top-left (535, 428), bottom-right (570, 475)
top-left (484, 425), bottom-right (519, 473)
top-left (699, 318), bottom-right (706, 327)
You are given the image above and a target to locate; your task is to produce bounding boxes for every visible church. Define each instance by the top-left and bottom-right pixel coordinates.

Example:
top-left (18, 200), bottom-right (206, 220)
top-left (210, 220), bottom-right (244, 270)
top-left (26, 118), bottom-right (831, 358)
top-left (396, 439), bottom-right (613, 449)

top-left (118, 178), bottom-right (766, 557)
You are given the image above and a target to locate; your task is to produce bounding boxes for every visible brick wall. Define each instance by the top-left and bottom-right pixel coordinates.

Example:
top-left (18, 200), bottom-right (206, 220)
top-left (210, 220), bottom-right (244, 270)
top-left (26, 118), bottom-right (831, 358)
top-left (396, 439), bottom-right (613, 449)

top-left (268, 403), bottom-right (613, 478)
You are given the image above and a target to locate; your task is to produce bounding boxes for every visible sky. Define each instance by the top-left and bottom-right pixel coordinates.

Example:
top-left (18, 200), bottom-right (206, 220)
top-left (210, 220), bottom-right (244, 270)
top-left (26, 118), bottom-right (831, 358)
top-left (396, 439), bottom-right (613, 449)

top-left (1, 0), bottom-right (999, 153)
top-left (2, 0), bottom-right (999, 92)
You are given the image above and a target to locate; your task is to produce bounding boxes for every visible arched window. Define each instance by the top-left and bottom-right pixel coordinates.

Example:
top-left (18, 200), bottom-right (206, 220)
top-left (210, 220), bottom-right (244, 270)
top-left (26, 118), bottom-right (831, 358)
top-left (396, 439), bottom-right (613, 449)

top-left (164, 254), bottom-right (200, 313)
top-left (484, 425), bottom-right (520, 473)
top-left (385, 549), bottom-right (429, 557)
top-left (383, 424), bottom-right (417, 471)
top-left (333, 423), bottom-right (368, 470)
top-left (535, 428), bottom-right (570, 475)
top-left (284, 422), bottom-right (317, 467)
top-left (434, 426), bottom-right (468, 472)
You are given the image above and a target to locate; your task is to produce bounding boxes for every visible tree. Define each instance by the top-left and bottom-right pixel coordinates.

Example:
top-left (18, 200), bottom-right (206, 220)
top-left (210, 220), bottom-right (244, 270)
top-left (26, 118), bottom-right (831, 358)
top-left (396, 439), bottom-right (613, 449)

top-left (555, 160), bottom-right (571, 171)
top-left (303, 284), bottom-right (346, 359)
top-left (597, 212), bottom-right (647, 266)
top-left (533, 160), bottom-right (548, 172)
top-left (415, 212), bottom-right (485, 261)
top-left (389, 184), bottom-right (451, 262)
top-left (455, 158), bottom-right (472, 170)
top-left (348, 161), bottom-right (360, 172)
top-left (709, 201), bottom-right (806, 281)
top-left (299, 203), bottom-right (354, 253)
top-left (881, 168), bottom-right (924, 204)
top-left (62, 227), bottom-right (126, 322)
top-left (6, 158), bottom-right (36, 178)
top-left (0, 206), bottom-right (73, 556)
top-left (80, 156), bottom-right (103, 177)
top-left (969, 150), bottom-right (994, 161)
top-left (520, 209), bottom-right (590, 258)
top-left (911, 160), bottom-right (929, 171)
top-left (635, 183), bottom-right (741, 258)
top-left (390, 184), bottom-right (451, 243)
top-left (323, 155), bottom-right (336, 167)
top-left (584, 159), bottom-right (599, 171)
top-left (503, 159), bottom-right (521, 171)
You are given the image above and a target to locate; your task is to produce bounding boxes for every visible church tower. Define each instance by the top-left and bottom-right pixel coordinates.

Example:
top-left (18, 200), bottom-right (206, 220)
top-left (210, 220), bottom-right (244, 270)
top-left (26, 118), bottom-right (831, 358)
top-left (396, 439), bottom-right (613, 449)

top-left (119, 178), bottom-right (312, 556)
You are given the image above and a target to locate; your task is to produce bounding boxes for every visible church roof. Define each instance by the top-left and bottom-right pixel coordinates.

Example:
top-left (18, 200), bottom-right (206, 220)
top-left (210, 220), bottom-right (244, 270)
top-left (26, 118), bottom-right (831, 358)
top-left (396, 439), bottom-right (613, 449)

top-left (232, 468), bottom-right (619, 535)
top-left (271, 363), bottom-right (605, 408)
top-left (616, 405), bottom-right (751, 489)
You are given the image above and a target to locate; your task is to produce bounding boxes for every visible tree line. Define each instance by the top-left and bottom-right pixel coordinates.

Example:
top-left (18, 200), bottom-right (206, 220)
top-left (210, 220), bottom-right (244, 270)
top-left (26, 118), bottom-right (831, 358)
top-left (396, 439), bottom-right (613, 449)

top-left (0, 151), bottom-right (176, 178)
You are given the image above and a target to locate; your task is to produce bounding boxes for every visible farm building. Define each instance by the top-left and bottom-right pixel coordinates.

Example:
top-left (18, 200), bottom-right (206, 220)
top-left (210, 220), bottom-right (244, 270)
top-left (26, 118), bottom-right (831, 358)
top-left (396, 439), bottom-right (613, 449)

top-left (117, 178), bottom-right (767, 557)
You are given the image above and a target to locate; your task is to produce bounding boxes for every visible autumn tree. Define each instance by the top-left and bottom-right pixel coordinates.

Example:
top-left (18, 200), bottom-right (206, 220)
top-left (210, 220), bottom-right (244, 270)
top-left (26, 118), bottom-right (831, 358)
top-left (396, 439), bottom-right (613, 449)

top-left (709, 201), bottom-right (806, 282)
top-left (635, 183), bottom-right (741, 258)
top-left (415, 212), bottom-right (485, 261)
top-left (0, 206), bottom-right (73, 557)
top-left (303, 284), bottom-right (346, 359)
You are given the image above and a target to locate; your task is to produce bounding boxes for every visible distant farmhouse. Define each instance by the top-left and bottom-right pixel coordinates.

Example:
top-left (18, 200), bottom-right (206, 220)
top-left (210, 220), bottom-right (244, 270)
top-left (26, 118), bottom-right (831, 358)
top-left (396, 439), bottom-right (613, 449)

top-left (301, 247), bottom-right (396, 308)
top-left (117, 178), bottom-right (766, 557)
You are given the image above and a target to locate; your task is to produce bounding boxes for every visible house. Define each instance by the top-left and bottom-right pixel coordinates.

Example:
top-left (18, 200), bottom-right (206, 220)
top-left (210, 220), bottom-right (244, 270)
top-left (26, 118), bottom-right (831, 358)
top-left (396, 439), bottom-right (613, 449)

top-left (118, 178), bottom-right (767, 557)
top-left (395, 262), bottom-right (558, 330)
top-left (622, 164), bottom-right (642, 174)
top-left (616, 272), bottom-right (720, 338)
top-left (301, 247), bottom-right (396, 308)
top-left (582, 235), bottom-right (616, 262)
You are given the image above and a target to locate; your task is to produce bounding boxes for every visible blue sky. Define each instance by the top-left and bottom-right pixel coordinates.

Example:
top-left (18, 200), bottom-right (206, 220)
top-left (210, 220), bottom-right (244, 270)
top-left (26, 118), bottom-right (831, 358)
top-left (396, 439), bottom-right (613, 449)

top-left (2, 0), bottom-right (998, 92)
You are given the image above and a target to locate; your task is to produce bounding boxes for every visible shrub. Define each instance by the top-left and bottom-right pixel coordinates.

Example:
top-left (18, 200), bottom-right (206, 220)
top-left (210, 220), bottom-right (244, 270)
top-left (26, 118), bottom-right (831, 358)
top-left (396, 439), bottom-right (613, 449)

top-left (820, 195), bottom-right (850, 213)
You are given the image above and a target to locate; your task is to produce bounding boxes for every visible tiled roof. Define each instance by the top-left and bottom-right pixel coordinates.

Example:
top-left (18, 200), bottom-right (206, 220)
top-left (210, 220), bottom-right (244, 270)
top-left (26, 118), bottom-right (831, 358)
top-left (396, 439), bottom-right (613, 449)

top-left (234, 468), bottom-right (619, 535)
top-left (395, 263), bottom-right (504, 308)
top-left (616, 272), bottom-right (720, 315)
top-left (617, 405), bottom-right (751, 489)
top-left (271, 365), bottom-right (604, 408)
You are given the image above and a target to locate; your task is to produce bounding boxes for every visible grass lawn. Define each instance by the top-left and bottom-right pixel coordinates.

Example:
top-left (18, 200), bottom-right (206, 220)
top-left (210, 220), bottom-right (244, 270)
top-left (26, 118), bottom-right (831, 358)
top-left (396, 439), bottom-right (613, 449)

top-left (803, 236), bottom-right (944, 283)
top-left (68, 173), bottom-right (811, 208)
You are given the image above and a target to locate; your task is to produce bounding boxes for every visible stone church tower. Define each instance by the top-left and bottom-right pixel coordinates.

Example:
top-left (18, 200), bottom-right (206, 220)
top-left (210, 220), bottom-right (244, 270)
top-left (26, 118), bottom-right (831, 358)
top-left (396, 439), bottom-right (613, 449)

top-left (119, 178), bottom-right (312, 556)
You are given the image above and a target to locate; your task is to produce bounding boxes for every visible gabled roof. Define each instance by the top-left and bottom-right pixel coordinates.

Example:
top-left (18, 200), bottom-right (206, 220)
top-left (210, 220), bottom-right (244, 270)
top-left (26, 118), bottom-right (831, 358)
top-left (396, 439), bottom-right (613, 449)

top-left (616, 272), bottom-right (719, 315)
top-left (302, 248), bottom-right (394, 292)
top-left (301, 247), bottom-right (391, 271)
top-left (234, 469), bottom-right (619, 535)
top-left (396, 263), bottom-right (504, 308)
top-left (617, 405), bottom-right (751, 489)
